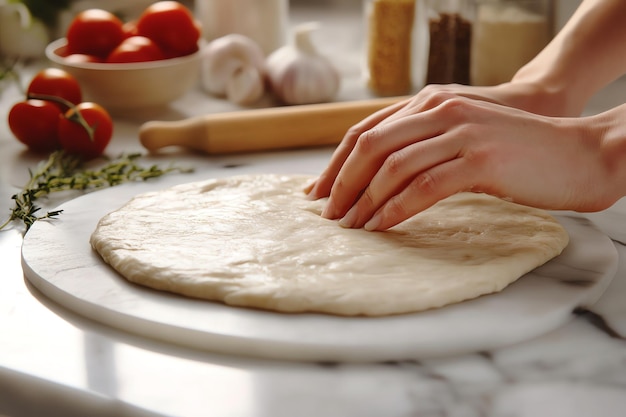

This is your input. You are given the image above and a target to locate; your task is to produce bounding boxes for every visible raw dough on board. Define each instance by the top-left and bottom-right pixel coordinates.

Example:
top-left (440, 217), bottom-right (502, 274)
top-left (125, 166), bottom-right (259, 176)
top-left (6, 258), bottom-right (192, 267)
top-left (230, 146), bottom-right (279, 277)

top-left (90, 174), bottom-right (569, 316)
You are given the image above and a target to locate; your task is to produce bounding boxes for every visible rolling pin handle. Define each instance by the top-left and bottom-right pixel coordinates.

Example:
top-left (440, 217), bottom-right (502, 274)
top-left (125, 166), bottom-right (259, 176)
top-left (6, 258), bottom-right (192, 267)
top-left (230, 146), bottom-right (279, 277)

top-left (139, 119), bottom-right (209, 153)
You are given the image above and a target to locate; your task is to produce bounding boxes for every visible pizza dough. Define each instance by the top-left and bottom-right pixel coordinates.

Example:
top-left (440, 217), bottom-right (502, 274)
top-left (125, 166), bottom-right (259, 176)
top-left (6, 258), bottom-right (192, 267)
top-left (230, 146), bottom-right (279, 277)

top-left (90, 174), bottom-right (569, 316)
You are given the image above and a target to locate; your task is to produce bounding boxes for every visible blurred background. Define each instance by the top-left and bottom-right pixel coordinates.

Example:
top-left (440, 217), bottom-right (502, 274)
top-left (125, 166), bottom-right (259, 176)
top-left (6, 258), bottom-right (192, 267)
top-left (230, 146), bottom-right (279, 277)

top-left (0, 0), bottom-right (584, 94)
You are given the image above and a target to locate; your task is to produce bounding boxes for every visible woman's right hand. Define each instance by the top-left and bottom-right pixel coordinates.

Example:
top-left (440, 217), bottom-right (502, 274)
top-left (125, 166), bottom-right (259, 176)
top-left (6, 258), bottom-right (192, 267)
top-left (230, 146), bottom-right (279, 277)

top-left (306, 81), bottom-right (557, 203)
top-left (307, 87), bottom-right (625, 231)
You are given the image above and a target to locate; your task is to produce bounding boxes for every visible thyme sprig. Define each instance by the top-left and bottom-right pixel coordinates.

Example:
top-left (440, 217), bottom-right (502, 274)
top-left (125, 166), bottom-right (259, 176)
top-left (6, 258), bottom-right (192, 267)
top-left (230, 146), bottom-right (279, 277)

top-left (1, 150), bottom-right (194, 231)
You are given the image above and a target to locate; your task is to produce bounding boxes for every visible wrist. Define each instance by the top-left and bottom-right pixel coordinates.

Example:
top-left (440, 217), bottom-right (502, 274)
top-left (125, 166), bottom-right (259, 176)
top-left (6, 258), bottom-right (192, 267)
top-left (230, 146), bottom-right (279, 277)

top-left (500, 77), bottom-right (581, 117)
top-left (593, 107), bottom-right (626, 205)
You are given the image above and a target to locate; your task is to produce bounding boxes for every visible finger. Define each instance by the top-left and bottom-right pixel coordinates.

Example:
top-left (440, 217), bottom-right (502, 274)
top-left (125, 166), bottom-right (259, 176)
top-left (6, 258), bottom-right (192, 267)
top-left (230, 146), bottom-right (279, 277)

top-left (309, 92), bottom-right (464, 201)
top-left (306, 99), bottom-right (409, 200)
top-left (323, 108), bottom-right (452, 220)
top-left (364, 157), bottom-right (479, 231)
top-left (338, 132), bottom-right (461, 229)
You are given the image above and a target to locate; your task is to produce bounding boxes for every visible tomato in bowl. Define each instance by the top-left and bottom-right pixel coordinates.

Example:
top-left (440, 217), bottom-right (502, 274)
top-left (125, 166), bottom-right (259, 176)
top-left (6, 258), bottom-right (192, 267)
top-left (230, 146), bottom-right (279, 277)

top-left (46, 38), bottom-right (202, 111)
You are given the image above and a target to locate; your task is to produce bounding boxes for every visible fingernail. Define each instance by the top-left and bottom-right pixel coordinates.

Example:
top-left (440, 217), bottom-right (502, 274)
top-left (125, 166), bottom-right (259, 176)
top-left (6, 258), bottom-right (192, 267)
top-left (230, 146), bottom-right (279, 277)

top-left (338, 206), bottom-right (359, 228)
top-left (364, 212), bottom-right (382, 231)
top-left (321, 200), bottom-right (337, 219)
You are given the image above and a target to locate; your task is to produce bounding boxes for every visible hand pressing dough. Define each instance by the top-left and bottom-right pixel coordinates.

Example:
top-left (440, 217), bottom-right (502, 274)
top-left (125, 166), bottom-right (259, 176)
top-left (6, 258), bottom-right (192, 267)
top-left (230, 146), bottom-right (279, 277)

top-left (90, 174), bottom-right (569, 316)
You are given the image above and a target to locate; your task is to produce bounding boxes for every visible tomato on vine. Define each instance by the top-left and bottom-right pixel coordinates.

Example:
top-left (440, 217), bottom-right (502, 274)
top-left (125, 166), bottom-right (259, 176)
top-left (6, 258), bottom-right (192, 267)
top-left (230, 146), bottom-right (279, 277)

top-left (8, 100), bottom-right (63, 153)
top-left (58, 102), bottom-right (113, 160)
top-left (27, 68), bottom-right (82, 109)
top-left (8, 68), bottom-right (113, 158)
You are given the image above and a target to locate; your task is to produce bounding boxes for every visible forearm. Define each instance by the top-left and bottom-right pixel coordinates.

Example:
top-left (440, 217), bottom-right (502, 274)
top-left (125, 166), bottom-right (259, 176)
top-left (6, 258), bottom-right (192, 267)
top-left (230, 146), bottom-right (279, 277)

top-left (508, 0), bottom-right (626, 116)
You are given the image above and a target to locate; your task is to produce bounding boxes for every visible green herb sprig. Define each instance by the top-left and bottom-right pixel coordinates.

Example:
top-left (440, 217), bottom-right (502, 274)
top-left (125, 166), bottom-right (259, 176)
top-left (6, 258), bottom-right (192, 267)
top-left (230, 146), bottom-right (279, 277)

top-left (1, 151), bottom-right (194, 232)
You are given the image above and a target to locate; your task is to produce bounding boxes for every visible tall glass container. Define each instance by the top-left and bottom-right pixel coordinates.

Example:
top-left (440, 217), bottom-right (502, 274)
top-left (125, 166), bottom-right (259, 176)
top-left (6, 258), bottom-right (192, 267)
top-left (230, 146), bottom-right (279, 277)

top-left (195, 0), bottom-right (289, 55)
top-left (470, 0), bottom-right (553, 86)
top-left (424, 0), bottom-right (474, 85)
top-left (363, 0), bottom-right (423, 96)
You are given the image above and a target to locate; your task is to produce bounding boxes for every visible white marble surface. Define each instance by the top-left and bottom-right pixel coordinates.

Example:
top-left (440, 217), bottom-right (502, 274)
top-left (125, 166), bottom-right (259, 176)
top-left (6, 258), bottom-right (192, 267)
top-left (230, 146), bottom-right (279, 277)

top-left (19, 173), bottom-right (619, 362)
top-left (2, 1), bottom-right (626, 416)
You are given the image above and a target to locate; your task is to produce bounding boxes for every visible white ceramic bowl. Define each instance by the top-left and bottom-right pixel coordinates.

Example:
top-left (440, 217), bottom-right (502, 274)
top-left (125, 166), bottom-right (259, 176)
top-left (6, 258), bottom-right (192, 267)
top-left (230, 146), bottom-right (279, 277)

top-left (45, 38), bottom-right (201, 111)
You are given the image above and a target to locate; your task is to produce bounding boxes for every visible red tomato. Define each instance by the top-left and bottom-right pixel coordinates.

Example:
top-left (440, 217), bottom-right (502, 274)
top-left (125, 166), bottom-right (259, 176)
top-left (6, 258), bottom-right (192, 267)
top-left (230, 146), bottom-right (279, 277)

top-left (64, 54), bottom-right (103, 64)
top-left (58, 102), bottom-right (113, 159)
top-left (136, 1), bottom-right (200, 57)
top-left (8, 100), bottom-right (63, 153)
top-left (27, 68), bottom-right (82, 109)
top-left (106, 36), bottom-right (165, 63)
top-left (122, 20), bottom-right (139, 38)
top-left (66, 9), bottom-right (125, 58)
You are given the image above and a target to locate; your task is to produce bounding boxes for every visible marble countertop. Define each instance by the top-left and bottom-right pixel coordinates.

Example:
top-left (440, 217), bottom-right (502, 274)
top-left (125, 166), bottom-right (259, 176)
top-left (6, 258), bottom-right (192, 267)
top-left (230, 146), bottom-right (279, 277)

top-left (2, 1), bottom-right (626, 416)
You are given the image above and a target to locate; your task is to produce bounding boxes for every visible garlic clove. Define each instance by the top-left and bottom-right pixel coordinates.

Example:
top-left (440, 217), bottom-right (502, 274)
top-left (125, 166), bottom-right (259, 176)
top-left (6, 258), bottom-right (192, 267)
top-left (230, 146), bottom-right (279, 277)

top-left (266, 22), bottom-right (341, 105)
top-left (226, 65), bottom-right (265, 105)
top-left (201, 33), bottom-right (266, 104)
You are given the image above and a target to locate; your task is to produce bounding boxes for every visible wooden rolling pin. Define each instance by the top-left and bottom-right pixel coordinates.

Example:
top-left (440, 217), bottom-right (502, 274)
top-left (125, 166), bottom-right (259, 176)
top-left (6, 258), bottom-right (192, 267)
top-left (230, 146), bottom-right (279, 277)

top-left (139, 96), bottom-right (405, 154)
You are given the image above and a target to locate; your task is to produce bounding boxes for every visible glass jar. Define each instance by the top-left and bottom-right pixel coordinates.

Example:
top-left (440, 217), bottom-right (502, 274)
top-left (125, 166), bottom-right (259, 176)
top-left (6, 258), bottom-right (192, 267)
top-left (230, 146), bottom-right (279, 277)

top-left (470, 0), bottom-right (554, 86)
top-left (424, 0), bottom-right (474, 85)
top-left (363, 0), bottom-right (424, 96)
top-left (195, 0), bottom-right (289, 55)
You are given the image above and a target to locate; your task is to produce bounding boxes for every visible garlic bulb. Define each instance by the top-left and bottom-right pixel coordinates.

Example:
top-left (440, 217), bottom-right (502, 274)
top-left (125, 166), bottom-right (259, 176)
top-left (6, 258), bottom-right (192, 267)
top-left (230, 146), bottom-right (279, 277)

top-left (266, 23), bottom-right (340, 105)
top-left (201, 34), bottom-right (266, 105)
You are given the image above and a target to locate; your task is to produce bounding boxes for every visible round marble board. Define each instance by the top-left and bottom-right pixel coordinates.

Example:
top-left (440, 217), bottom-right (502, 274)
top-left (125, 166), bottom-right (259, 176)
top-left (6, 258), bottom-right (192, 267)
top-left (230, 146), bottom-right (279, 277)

top-left (21, 164), bottom-right (618, 362)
